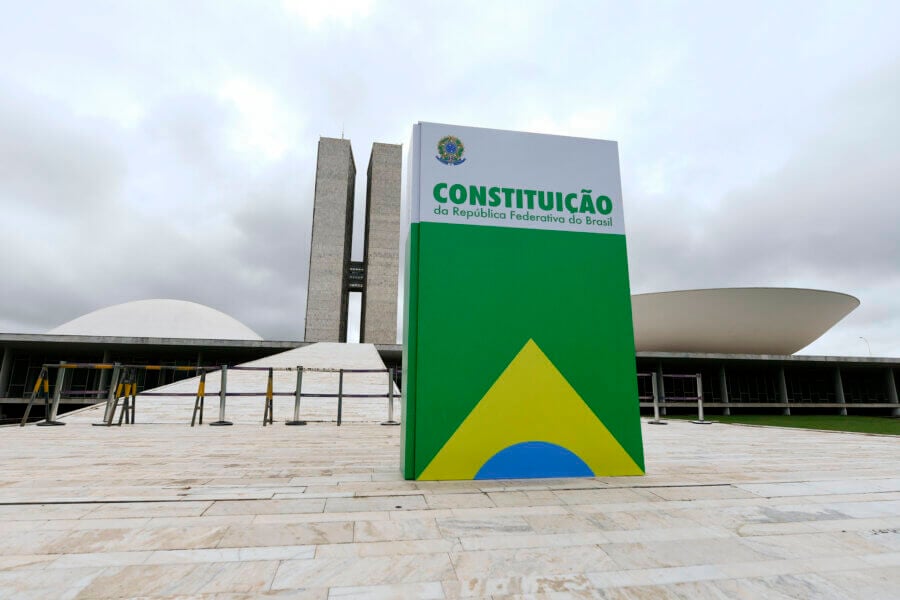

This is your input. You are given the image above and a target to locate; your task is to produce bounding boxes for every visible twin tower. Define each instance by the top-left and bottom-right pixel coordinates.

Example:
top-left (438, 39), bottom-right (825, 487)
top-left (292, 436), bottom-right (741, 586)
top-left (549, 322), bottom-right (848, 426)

top-left (304, 138), bottom-right (402, 345)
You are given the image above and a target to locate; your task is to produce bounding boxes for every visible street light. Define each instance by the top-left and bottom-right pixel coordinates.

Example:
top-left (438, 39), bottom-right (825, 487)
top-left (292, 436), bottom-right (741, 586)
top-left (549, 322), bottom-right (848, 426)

top-left (859, 336), bottom-right (872, 356)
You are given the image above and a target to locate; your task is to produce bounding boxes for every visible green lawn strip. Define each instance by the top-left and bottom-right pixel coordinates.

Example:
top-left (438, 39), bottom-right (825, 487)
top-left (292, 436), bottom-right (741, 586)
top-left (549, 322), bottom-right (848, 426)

top-left (664, 414), bottom-right (900, 435)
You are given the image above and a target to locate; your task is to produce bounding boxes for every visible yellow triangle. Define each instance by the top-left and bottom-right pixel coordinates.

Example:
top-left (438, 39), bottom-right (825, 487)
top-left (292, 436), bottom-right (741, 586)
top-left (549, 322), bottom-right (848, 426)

top-left (418, 339), bottom-right (643, 480)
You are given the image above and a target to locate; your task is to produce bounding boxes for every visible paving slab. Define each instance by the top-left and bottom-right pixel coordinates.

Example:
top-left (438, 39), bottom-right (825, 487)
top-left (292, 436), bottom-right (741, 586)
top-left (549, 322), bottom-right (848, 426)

top-left (1, 367), bottom-right (898, 598)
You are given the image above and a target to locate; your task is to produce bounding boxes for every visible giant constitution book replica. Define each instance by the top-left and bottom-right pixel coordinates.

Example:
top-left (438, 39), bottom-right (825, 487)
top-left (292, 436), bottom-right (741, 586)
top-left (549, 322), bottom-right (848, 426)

top-left (402, 122), bottom-right (644, 480)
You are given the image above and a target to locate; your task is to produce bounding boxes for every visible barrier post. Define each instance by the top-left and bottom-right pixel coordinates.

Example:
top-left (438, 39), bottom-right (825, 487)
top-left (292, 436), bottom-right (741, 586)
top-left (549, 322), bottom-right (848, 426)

top-left (647, 373), bottom-right (666, 425)
top-left (117, 370), bottom-right (134, 426)
top-left (191, 371), bottom-right (207, 427)
top-left (95, 364), bottom-right (121, 426)
top-left (286, 366), bottom-right (306, 426)
top-left (37, 362), bottom-right (66, 426)
top-left (129, 374), bottom-right (137, 424)
top-left (691, 373), bottom-right (712, 424)
top-left (381, 368), bottom-right (400, 426)
top-left (120, 371), bottom-right (133, 425)
top-left (106, 377), bottom-right (124, 426)
top-left (263, 367), bottom-right (274, 426)
top-left (20, 367), bottom-right (49, 426)
top-left (337, 369), bottom-right (343, 426)
top-left (210, 366), bottom-right (233, 426)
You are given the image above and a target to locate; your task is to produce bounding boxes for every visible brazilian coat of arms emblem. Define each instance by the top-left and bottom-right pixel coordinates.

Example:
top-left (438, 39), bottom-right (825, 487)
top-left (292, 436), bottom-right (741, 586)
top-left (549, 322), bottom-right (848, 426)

top-left (436, 135), bottom-right (466, 165)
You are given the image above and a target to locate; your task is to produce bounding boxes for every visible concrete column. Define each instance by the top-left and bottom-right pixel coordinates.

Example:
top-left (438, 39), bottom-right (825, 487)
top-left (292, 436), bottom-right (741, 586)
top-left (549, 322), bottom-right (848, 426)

top-left (719, 365), bottom-right (730, 416)
top-left (0, 346), bottom-right (12, 398)
top-left (886, 368), bottom-right (899, 417)
top-left (655, 362), bottom-right (666, 416)
top-left (835, 367), bottom-right (847, 416)
top-left (778, 366), bottom-right (791, 416)
top-left (98, 350), bottom-right (112, 394)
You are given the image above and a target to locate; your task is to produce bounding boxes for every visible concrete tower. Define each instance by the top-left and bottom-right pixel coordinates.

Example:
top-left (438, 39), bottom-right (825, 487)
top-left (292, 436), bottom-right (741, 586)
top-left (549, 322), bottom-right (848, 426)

top-left (304, 139), bottom-right (401, 344)
top-left (304, 138), bottom-right (356, 343)
top-left (361, 143), bottom-right (402, 344)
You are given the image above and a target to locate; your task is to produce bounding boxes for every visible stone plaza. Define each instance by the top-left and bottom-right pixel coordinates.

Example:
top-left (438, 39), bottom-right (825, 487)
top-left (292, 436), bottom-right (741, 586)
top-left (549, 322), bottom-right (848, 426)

top-left (1, 348), bottom-right (898, 598)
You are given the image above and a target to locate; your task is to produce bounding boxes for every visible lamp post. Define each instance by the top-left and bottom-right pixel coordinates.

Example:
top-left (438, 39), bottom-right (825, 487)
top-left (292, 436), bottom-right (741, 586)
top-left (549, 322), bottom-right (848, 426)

top-left (859, 336), bottom-right (872, 356)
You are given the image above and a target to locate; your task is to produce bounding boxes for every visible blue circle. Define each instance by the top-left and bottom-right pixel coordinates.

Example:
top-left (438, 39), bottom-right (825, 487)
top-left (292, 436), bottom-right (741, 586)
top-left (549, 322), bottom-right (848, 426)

top-left (444, 142), bottom-right (457, 154)
top-left (475, 441), bottom-right (594, 479)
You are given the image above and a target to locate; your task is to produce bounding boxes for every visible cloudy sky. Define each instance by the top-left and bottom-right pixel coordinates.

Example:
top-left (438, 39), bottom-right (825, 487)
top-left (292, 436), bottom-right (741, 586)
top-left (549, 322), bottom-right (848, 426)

top-left (1, 1), bottom-right (898, 356)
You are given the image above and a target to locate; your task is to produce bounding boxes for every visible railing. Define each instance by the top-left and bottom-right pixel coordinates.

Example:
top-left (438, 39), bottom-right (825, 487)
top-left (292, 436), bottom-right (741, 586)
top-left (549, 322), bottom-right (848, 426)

top-left (20, 362), bottom-right (203, 427)
top-left (26, 362), bottom-right (891, 428)
top-left (21, 362), bottom-right (400, 428)
top-left (638, 370), bottom-right (899, 421)
top-left (191, 365), bottom-right (399, 427)
top-left (637, 372), bottom-right (710, 424)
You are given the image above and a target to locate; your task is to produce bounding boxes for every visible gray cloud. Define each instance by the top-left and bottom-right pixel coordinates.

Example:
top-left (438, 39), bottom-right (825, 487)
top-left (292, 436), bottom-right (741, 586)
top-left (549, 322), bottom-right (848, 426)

top-left (0, 86), bottom-right (124, 216)
top-left (0, 1), bottom-right (898, 356)
top-left (627, 61), bottom-right (900, 288)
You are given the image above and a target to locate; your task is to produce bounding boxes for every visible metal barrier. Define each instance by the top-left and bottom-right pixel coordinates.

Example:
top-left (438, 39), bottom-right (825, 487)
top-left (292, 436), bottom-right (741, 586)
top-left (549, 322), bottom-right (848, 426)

top-left (23, 361), bottom-right (401, 428)
top-left (638, 372), bottom-right (710, 424)
top-left (285, 366), bottom-right (399, 427)
top-left (637, 372), bottom-right (666, 425)
top-left (19, 366), bottom-right (55, 426)
top-left (104, 368), bottom-right (138, 426)
top-left (18, 362), bottom-right (202, 427)
top-left (190, 370), bottom-right (207, 426)
top-left (188, 365), bottom-right (400, 427)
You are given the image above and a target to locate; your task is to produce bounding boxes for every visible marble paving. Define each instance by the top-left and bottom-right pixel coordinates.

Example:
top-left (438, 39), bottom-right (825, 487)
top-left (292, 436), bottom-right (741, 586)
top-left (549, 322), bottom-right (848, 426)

top-left (1, 350), bottom-right (898, 598)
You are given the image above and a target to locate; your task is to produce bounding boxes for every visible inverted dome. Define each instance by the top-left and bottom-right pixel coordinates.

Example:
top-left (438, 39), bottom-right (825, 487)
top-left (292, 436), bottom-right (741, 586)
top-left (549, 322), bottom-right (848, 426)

top-left (632, 288), bottom-right (858, 355)
top-left (47, 299), bottom-right (263, 340)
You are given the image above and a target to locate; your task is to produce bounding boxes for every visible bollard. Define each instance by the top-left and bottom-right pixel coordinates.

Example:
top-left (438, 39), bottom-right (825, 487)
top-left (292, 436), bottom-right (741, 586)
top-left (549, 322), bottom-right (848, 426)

top-left (691, 373), bottom-right (712, 424)
top-left (191, 371), bottom-right (207, 427)
top-left (381, 368), bottom-right (400, 426)
top-left (286, 366), bottom-right (307, 426)
top-left (647, 373), bottom-right (666, 425)
top-left (37, 362), bottom-right (66, 426)
top-left (337, 369), bottom-right (343, 426)
top-left (210, 365), bottom-right (233, 426)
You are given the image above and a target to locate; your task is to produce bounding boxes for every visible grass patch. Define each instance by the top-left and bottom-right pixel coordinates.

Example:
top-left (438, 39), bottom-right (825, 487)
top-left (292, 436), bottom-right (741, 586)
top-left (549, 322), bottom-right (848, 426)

top-left (665, 414), bottom-right (899, 435)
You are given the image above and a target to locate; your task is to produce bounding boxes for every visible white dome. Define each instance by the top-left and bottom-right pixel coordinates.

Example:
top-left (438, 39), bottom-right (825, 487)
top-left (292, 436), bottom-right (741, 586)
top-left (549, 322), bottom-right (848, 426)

top-left (47, 299), bottom-right (263, 340)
